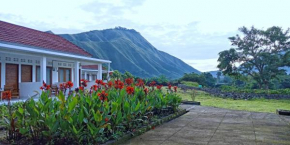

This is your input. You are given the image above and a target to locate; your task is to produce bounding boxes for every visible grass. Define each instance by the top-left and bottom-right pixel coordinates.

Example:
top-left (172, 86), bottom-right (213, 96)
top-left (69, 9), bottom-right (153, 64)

top-left (166, 87), bottom-right (290, 113)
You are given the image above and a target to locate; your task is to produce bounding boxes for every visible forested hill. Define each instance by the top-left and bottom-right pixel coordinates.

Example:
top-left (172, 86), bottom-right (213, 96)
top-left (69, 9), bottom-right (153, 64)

top-left (59, 27), bottom-right (200, 79)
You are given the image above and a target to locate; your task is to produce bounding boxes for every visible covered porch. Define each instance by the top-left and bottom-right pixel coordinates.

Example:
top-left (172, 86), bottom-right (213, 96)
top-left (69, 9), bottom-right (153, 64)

top-left (0, 44), bottom-right (111, 100)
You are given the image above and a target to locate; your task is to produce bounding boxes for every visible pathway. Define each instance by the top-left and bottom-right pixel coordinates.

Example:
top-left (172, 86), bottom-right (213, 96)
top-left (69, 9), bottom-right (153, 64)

top-left (123, 105), bottom-right (290, 145)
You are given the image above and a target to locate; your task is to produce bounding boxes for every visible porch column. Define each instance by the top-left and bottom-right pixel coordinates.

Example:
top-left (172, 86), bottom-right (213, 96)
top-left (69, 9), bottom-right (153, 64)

top-left (97, 64), bottom-right (102, 80)
top-left (89, 74), bottom-right (92, 81)
top-left (32, 64), bottom-right (36, 82)
top-left (40, 56), bottom-right (46, 83)
top-left (52, 61), bottom-right (58, 84)
top-left (1, 62), bottom-right (5, 89)
top-left (107, 63), bottom-right (110, 81)
top-left (18, 64), bottom-right (21, 83)
top-left (84, 71), bottom-right (87, 80)
top-left (74, 61), bottom-right (80, 88)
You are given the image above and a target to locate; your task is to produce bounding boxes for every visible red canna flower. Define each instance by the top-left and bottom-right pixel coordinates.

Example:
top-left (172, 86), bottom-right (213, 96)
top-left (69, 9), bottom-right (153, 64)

top-left (66, 81), bottom-right (74, 88)
top-left (105, 118), bottom-right (109, 122)
top-left (125, 78), bottom-right (133, 85)
top-left (168, 83), bottom-right (172, 90)
top-left (98, 90), bottom-right (108, 101)
top-left (79, 86), bottom-right (84, 91)
top-left (173, 86), bottom-right (178, 92)
top-left (114, 80), bottom-right (124, 90)
top-left (136, 79), bottom-right (144, 87)
top-left (109, 72), bottom-right (113, 75)
top-left (91, 85), bottom-right (98, 91)
top-left (40, 81), bottom-right (50, 91)
top-left (95, 79), bottom-right (103, 85)
top-left (157, 85), bottom-right (163, 90)
top-left (143, 88), bottom-right (149, 95)
top-left (126, 86), bottom-right (134, 95)
top-left (107, 81), bottom-right (113, 88)
top-left (81, 79), bottom-right (88, 87)
top-left (149, 81), bottom-right (156, 87)
top-left (43, 81), bottom-right (47, 87)
top-left (2, 91), bottom-right (12, 100)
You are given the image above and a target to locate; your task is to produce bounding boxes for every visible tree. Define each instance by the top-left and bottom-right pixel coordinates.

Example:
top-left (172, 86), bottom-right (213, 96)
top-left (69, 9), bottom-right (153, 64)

top-left (217, 71), bottom-right (222, 83)
top-left (218, 26), bottom-right (290, 89)
top-left (200, 72), bottom-right (216, 87)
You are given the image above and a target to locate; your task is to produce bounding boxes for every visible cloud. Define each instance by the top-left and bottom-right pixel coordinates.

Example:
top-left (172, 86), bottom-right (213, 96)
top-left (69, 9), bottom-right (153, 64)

top-left (0, 0), bottom-right (241, 72)
top-left (183, 59), bottom-right (219, 72)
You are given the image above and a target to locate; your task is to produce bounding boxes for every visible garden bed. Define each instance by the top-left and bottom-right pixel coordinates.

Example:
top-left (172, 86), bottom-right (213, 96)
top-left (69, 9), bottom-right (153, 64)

top-left (0, 79), bottom-right (182, 144)
top-left (181, 100), bottom-right (200, 105)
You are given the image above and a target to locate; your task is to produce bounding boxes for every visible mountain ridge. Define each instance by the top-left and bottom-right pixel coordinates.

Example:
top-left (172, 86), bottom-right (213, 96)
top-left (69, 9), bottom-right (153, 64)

top-left (59, 27), bottom-right (200, 79)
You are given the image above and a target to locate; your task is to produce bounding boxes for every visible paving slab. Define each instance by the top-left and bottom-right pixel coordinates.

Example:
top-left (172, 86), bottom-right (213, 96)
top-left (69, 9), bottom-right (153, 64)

top-left (123, 105), bottom-right (290, 145)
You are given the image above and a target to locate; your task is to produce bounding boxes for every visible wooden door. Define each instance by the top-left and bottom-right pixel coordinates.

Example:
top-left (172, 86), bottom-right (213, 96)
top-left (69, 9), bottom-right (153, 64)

top-left (21, 65), bottom-right (32, 82)
top-left (5, 64), bottom-right (18, 93)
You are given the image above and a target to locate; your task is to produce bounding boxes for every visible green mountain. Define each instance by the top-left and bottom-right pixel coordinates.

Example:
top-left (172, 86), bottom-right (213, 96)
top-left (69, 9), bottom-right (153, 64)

top-left (59, 27), bottom-right (200, 79)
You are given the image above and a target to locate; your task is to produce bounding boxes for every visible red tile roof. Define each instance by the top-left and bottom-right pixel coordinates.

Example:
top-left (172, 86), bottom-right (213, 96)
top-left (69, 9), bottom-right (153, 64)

top-left (0, 20), bottom-right (91, 57)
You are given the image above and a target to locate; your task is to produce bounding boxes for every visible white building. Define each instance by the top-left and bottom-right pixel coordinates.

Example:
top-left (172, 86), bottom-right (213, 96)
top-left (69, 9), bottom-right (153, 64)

top-left (0, 20), bottom-right (111, 99)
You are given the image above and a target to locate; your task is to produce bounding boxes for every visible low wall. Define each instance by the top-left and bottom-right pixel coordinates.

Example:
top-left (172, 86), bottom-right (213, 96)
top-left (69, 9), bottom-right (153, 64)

top-left (19, 82), bottom-right (42, 99)
top-left (178, 84), bottom-right (290, 100)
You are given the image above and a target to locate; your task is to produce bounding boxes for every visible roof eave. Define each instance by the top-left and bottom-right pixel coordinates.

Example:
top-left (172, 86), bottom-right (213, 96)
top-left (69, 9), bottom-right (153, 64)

top-left (0, 42), bottom-right (111, 64)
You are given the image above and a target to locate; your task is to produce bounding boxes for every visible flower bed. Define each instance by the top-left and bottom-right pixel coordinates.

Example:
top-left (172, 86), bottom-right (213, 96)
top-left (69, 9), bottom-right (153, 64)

top-left (0, 79), bottom-right (181, 144)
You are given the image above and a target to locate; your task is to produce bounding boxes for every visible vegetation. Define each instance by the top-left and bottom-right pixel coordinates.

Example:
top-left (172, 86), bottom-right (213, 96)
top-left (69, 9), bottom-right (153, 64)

top-left (217, 26), bottom-right (290, 89)
top-left (179, 72), bottom-right (216, 87)
top-left (0, 79), bottom-right (181, 144)
top-left (176, 89), bottom-right (290, 113)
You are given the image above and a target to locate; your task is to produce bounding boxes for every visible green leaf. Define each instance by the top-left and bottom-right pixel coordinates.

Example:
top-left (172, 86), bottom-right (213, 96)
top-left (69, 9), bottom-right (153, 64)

top-left (3, 117), bottom-right (10, 125)
top-left (18, 107), bottom-right (24, 114)
top-left (83, 106), bottom-right (89, 117)
top-left (73, 125), bottom-right (78, 134)
top-left (124, 101), bottom-right (130, 114)
top-left (134, 101), bottom-right (140, 112)
top-left (68, 97), bottom-right (78, 112)
top-left (94, 110), bottom-right (102, 122)
top-left (111, 102), bottom-right (118, 115)
top-left (78, 110), bottom-right (84, 123)
top-left (58, 91), bottom-right (65, 104)
top-left (19, 128), bottom-right (28, 134)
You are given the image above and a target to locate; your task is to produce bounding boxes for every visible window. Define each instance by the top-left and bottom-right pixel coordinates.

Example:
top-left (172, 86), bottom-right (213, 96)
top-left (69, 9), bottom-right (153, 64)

top-left (87, 74), bottom-right (90, 81)
top-left (36, 66), bottom-right (52, 85)
top-left (58, 68), bottom-right (71, 82)
top-left (92, 74), bottom-right (97, 81)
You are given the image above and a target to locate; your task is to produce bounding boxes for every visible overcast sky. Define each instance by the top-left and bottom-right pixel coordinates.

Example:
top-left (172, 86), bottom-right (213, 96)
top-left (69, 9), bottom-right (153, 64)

top-left (1, 0), bottom-right (289, 72)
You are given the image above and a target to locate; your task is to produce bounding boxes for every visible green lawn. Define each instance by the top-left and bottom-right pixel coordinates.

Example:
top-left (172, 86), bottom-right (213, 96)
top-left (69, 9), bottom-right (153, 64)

top-left (172, 88), bottom-right (290, 113)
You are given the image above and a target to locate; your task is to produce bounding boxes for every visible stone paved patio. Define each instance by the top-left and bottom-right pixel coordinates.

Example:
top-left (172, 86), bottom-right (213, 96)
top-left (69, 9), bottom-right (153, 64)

top-left (123, 105), bottom-right (290, 145)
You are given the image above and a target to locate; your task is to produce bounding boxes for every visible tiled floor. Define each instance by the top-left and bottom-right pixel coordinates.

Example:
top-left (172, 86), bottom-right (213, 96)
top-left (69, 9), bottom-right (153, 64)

top-left (123, 105), bottom-right (290, 145)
